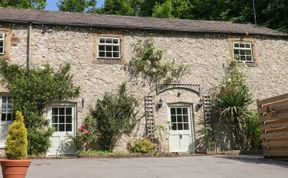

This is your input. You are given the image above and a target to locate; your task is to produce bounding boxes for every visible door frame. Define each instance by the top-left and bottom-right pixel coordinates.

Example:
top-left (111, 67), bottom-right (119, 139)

top-left (167, 103), bottom-right (195, 153)
top-left (0, 94), bottom-right (13, 148)
top-left (46, 102), bottom-right (77, 155)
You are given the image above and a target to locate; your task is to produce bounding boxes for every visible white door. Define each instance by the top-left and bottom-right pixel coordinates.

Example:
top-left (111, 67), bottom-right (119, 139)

top-left (168, 105), bottom-right (194, 153)
top-left (47, 105), bottom-right (76, 156)
top-left (0, 96), bottom-right (13, 148)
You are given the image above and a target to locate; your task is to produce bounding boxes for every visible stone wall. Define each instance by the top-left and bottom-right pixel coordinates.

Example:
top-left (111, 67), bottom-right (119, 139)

top-left (1, 23), bottom-right (288, 152)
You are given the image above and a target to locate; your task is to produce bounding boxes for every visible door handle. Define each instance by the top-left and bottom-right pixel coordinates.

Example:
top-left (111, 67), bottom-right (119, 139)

top-left (179, 135), bottom-right (182, 139)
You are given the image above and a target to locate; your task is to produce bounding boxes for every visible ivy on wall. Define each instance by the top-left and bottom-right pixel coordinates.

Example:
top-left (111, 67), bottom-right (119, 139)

top-left (0, 60), bottom-right (80, 155)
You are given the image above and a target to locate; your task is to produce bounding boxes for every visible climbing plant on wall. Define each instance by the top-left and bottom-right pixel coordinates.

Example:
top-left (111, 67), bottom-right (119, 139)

top-left (128, 38), bottom-right (190, 88)
top-left (0, 60), bottom-right (80, 155)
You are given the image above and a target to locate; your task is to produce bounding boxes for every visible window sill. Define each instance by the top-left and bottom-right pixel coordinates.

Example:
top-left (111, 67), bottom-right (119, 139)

top-left (245, 63), bottom-right (258, 67)
top-left (94, 58), bottom-right (122, 64)
top-left (237, 61), bottom-right (258, 67)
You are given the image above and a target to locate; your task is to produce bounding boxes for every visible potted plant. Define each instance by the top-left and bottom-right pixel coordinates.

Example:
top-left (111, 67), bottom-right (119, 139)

top-left (1, 111), bottom-right (31, 178)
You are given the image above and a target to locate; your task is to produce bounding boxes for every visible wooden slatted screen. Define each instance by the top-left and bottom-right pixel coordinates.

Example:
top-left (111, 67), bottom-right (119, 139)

top-left (257, 94), bottom-right (288, 157)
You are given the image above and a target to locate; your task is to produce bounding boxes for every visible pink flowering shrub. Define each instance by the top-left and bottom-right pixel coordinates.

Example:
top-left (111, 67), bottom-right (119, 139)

top-left (74, 116), bottom-right (98, 151)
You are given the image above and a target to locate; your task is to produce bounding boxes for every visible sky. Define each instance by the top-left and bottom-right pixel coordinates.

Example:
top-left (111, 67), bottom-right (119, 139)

top-left (45, 0), bottom-right (105, 11)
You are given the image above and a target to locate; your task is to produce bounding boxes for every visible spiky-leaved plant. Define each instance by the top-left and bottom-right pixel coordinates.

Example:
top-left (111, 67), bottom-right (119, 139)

top-left (5, 111), bottom-right (28, 160)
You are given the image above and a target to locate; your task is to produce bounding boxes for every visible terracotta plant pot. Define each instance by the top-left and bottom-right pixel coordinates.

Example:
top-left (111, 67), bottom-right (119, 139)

top-left (1, 160), bottom-right (31, 178)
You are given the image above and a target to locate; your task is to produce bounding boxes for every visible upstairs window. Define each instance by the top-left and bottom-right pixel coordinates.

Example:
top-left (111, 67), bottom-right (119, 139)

top-left (233, 42), bottom-right (253, 63)
top-left (0, 32), bottom-right (4, 55)
top-left (98, 37), bottom-right (121, 59)
top-left (1, 96), bottom-right (13, 121)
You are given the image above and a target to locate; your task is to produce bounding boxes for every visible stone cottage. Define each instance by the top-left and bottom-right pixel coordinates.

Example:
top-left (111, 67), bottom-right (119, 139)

top-left (0, 8), bottom-right (287, 156)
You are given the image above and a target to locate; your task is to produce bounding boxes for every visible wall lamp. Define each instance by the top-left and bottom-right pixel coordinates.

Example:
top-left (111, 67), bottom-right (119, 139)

top-left (157, 98), bottom-right (163, 108)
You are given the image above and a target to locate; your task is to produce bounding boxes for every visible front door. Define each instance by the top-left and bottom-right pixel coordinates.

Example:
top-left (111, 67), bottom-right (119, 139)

top-left (168, 105), bottom-right (194, 152)
top-left (0, 96), bottom-right (13, 148)
top-left (47, 105), bottom-right (76, 156)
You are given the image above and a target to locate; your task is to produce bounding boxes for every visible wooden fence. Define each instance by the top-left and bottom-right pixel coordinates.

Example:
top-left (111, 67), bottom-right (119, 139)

top-left (257, 94), bottom-right (288, 157)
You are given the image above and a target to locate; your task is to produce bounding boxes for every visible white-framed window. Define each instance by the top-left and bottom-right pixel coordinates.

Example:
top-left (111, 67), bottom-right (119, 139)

top-left (233, 41), bottom-right (253, 63)
top-left (0, 32), bottom-right (5, 55)
top-left (98, 37), bottom-right (121, 59)
top-left (1, 96), bottom-right (13, 121)
top-left (51, 106), bottom-right (73, 132)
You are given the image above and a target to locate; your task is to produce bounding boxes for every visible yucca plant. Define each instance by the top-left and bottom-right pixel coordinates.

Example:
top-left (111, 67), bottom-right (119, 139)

top-left (214, 61), bottom-right (252, 149)
top-left (5, 111), bottom-right (28, 160)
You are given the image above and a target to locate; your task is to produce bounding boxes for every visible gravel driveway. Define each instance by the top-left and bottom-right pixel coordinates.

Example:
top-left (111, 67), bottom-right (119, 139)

top-left (16, 156), bottom-right (288, 178)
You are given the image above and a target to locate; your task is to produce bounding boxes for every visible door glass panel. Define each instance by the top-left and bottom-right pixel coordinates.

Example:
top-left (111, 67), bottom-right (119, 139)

top-left (171, 108), bottom-right (176, 114)
top-left (177, 108), bottom-right (181, 114)
top-left (183, 116), bottom-right (188, 122)
top-left (1, 96), bottom-right (13, 121)
top-left (177, 116), bottom-right (183, 122)
top-left (66, 124), bottom-right (72, 131)
top-left (184, 123), bottom-right (189, 130)
top-left (1, 114), bottom-right (6, 121)
top-left (66, 108), bottom-right (72, 115)
top-left (52, 116), bottom-right (58, 123)
top-left (171, 116), bottom-right (176, 122)
top-left (51, 106), bottom-right (73, 132)
top-left (59, 116), bottom-right (65, 123)
top-left (66, 116), bottom-right (72, 123)
top-left (59, 124), bottom-right (65, 131)
top-left (183, 108), bottom-right (188, 114)
top-left (178, 123), bottom-right (183, 130)
top-left (170, 107), bottom-right (191, 131)
top-left (52, 108), bottom-right (58, 115)
top-left (59, 108), bottom-right (65, 115)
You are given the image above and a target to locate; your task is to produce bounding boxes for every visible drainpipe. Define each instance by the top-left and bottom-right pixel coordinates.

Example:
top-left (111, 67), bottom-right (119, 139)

top-left (27, 23), bottom-right (32, 154)
top-left (27, 23), bottom-right (32, 70)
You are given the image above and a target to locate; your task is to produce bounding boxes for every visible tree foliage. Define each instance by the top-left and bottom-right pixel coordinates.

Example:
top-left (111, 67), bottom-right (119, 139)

top-left (5, 111), bottom-right (28, 160)
top-left (96, 0), bottom-right (139, 16)
top-left (58, 0), bottom-right (97, 12)
top-left (152, 0), bottom-right (174, 18)
top-left (91, 83), bottom-right (138, 151)
top-left (96, 0), bottom-right (287, 32)
top-left (0, 0), bottom-right (46, 9)
top-left (1, 0), bottom-right (285, 32)
top-left (0, 60), bottom-right (80, 155)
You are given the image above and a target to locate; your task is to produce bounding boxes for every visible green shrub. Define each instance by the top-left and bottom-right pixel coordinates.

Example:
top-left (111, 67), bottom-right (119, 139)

top-left (5, 111), bottom-right (28, 160)
top-left (129, 138), bottom-right (156, 153)
top-left (74, 116), bottom-right (98, 151)
top-left (244, 112), bottom-right (261, 151)
top-left (91, 83), bottom-right (138, 151)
